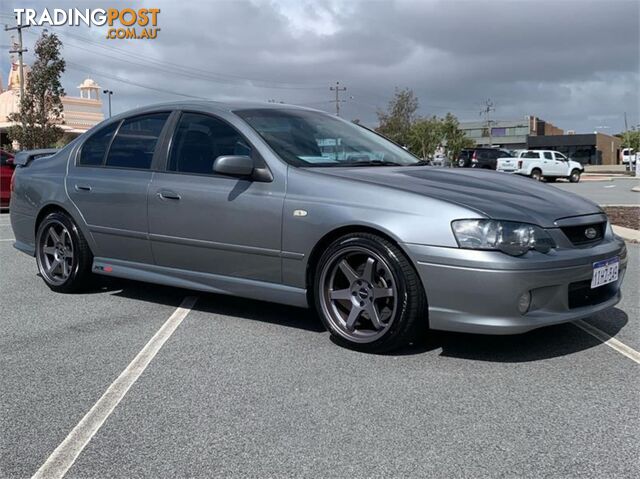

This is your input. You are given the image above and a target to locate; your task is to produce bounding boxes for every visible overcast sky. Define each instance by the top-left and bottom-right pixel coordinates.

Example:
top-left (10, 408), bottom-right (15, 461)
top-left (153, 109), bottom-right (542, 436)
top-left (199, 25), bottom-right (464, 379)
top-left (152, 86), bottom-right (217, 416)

top-left (1, 0), bottom-right (638, 133)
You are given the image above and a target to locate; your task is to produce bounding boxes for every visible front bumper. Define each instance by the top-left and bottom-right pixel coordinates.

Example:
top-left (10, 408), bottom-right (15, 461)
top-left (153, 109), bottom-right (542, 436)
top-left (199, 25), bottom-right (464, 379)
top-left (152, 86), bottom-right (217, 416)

top-left (403, 238), bottom-right (627, 334)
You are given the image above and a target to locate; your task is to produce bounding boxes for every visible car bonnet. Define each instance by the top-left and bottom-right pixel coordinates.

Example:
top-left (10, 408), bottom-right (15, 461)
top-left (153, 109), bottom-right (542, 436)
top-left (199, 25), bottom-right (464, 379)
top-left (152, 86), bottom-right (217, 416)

top-left (311, 166), bottom-right (601, 228)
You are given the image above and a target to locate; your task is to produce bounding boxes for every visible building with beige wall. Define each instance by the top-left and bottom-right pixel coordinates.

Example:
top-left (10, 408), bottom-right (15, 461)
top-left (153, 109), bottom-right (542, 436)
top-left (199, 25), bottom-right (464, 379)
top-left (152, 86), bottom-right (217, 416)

top-left (0, 56), bottom-right (104, 148)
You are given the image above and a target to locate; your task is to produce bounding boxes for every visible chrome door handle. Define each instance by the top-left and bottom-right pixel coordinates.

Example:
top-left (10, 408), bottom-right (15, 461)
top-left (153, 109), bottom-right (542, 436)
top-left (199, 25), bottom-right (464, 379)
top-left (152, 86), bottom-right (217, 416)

top-left (74, 184), bottom-right (92, 191)
top-left (157, 190), bottom-right (181, 200)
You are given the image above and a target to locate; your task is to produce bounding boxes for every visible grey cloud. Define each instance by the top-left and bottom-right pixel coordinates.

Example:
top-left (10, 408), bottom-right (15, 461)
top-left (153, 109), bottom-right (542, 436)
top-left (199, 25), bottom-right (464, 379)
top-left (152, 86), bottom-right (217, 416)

top-left (1, 0), bottom-right (638, 131)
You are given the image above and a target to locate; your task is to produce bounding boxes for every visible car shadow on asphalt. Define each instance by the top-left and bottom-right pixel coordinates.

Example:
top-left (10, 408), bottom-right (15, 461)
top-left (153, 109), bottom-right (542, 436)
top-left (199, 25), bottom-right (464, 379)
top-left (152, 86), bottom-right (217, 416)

top-left (97, 277), bottom-right (326, 333)
top-left (423, 308), bottom-right (629, 363)
top-left (91, 277), bottom-right (629, 361)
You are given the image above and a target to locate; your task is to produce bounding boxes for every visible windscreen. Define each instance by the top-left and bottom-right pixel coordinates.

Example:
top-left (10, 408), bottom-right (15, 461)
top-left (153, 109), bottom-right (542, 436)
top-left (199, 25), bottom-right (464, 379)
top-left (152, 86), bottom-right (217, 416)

top-left (235, 108), bottom-right (420, 167)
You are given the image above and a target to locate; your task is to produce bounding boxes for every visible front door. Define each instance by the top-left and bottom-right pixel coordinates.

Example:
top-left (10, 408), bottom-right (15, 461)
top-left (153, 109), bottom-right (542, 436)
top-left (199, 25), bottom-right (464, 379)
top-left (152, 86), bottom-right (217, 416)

top-left (147, 112), bottom-right (285, 283)
top-left (553, 152), bottom-right (570, 175)
top-left (66, 112), bottom-right (171, 263)
top-left (541, 151), bottom-right (562, 176)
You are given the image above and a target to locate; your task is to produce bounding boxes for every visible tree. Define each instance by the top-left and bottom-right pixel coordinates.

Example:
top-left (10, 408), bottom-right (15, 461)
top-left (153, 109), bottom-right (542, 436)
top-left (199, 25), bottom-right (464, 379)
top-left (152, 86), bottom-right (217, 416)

top-left (8, 32), bottom-right (66, 149)
top-left (441, 112), bottom-right (475, 165)
top-left (408, 116), bottom-right (442, 160)
top-left (621, 129), bottom-right (640, 152)
top-left (376, 87), bottom-right (418, 146)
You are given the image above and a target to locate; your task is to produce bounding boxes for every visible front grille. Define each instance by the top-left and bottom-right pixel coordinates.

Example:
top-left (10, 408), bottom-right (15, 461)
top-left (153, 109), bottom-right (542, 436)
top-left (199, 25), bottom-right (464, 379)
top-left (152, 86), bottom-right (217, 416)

top-left (568, 279), bottom-right (617, 309)
top-left (560, 222), bottom-right (605, 246)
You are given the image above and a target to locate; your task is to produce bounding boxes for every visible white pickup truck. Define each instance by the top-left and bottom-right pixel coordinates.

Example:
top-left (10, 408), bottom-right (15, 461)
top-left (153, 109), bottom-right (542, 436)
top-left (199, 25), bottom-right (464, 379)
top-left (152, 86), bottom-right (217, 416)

top-left (496, 150), bottom-right (584, 183)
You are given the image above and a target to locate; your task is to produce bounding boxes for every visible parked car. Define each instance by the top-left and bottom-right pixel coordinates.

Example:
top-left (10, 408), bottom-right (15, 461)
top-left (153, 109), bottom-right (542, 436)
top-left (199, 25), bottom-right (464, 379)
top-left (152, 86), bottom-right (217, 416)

top-left (496, 150), bottom-right (584, 182)
top-left (1, 149), bottom-right (15, 208)
top-left (1, 149), bottom-right (59, 209)
top-left (10, 102), bottom-right (627, 352)
top-left (457, 148), bottom-right (513, 169)
top-left (621, 148), bottom-right (637, 168)
top-left (430, 154), bottom-right (449, 167)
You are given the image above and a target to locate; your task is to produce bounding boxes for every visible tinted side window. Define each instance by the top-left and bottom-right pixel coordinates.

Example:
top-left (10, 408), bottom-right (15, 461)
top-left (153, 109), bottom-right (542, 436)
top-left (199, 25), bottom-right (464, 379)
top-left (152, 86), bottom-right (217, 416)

top-left (0, 152), bottom-right (8, 166)
top-left (168, 113), bottom-right (252, 175)
top-left (105, 112), bottom-right (169, 170)
top-left (555, 152), bottom-right (567, 160)
top-left (544, 152), bottom-right (553, 160)
top-left (79, 122), bottom-right (118, 166)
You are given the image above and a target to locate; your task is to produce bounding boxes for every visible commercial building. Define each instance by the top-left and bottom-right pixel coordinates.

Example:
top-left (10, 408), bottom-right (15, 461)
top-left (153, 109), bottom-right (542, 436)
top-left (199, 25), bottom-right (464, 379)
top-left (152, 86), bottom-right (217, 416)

top-left (461, 115), bottom-right (621, 165)
top-left (0, 55), bottom-right (104, 148)
top-left (460, 116), bottom-right (563, 149)
top-left (527, 132), bottom-right (621, 165)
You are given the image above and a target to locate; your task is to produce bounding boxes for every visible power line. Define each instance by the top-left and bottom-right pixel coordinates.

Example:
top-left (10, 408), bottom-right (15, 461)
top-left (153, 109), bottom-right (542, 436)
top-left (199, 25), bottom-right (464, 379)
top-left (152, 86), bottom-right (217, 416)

top-left (65, 60), bottom-right (210, 100)
top-left (17, 24), bottom-right (327, 91)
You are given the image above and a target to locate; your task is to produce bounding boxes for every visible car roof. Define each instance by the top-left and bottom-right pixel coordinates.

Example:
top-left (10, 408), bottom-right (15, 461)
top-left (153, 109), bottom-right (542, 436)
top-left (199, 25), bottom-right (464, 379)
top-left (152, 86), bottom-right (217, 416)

top-left (109, 100), bottom-right (320, 118)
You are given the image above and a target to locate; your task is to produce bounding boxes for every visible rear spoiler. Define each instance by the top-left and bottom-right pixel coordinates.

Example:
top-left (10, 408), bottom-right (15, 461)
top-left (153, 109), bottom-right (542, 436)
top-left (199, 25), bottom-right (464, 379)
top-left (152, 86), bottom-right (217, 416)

top-left (14, 148), bottom-right (60, 166)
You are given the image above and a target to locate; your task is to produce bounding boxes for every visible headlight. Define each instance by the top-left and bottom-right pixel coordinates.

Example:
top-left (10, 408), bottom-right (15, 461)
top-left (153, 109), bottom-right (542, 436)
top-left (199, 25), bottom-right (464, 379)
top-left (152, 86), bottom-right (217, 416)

top-left (451, 219), bottom-right (555, 256)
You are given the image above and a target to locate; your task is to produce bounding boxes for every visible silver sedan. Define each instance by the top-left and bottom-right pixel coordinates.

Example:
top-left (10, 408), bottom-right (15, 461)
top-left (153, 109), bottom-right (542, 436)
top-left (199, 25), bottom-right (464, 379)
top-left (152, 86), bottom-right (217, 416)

top-left (10, 102), bottom-right (627, 352)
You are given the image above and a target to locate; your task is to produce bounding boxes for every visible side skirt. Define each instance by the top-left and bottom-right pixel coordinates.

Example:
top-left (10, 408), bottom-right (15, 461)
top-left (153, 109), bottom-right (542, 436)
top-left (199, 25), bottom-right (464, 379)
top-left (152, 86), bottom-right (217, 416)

top-left (92, 257), bottom-right (309, 308)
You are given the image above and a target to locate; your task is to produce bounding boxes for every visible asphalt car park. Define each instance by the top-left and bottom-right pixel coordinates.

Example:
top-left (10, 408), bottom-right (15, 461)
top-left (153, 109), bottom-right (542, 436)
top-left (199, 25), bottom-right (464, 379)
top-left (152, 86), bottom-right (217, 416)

top-left (1, 210), bottom-right (639, 478)
top-left (552, 178), bottom-right (639, 205)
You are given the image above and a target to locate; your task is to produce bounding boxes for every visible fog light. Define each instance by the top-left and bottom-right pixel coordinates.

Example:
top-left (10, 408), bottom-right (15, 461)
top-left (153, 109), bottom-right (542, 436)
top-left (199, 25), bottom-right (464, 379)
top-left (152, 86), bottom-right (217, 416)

top-left (518, 291), bottom-right (531, 314)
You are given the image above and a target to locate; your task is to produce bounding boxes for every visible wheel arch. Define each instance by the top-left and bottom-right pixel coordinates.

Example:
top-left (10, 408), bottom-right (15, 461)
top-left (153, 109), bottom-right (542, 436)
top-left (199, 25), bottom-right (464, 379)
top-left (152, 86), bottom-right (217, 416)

top-left (35, 202), bottom-right (96, 255)
top-left (304, 224), bottom-right (423, 306)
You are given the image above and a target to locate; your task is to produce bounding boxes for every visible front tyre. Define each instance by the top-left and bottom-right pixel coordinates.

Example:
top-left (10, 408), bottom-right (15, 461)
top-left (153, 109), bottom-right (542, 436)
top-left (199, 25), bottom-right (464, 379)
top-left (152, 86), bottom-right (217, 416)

top-left (569, 169), bottom-right (581, 183)
top-left (36, 211), bottom-right (93, 293)
top-left (314, 233), bottom-right (426, 353)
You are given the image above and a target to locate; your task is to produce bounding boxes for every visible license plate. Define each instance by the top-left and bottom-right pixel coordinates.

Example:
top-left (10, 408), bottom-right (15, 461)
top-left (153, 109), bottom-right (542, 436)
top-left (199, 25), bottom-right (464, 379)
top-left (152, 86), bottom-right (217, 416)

top-left (591, 257), bottom-right (619, 289)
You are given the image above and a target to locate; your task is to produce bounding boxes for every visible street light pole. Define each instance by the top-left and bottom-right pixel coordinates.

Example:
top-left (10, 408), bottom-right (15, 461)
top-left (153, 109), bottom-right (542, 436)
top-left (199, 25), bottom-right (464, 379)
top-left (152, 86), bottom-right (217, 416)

top-left (102, 89), bottom-right (113, 118)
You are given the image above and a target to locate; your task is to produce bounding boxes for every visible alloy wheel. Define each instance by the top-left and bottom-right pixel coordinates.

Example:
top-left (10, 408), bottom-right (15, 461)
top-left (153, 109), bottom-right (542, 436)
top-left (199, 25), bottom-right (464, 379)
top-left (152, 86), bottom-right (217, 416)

top-left (38, 221), bottom-right (74, 285)
top-left (319, 246), bottom-right (398, 343)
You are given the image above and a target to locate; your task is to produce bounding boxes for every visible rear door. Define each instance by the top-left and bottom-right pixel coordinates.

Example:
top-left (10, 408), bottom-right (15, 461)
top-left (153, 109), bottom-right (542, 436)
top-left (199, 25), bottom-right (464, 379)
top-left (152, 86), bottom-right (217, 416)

top-left (66, 112), bottom-right (171, 263)
top-left (147, 111), bottom-right (285, 283)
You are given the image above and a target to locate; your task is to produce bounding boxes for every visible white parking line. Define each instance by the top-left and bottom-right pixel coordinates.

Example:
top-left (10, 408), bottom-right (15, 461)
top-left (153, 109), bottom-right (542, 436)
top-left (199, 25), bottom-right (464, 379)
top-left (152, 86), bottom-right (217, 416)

top-left (574, 319), bottom-right (640, 364)
top-left (31, 295), bottom-right (199, 479)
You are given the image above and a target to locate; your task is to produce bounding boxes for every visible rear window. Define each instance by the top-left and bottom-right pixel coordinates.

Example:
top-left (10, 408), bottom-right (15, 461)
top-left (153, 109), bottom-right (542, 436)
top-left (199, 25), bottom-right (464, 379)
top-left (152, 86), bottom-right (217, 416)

top-left (105, 113), bottom-right (169, 170)
top-left (79, 122), bottom-right (118, 166)
top-left (522, 151), bottom-right (540, 159)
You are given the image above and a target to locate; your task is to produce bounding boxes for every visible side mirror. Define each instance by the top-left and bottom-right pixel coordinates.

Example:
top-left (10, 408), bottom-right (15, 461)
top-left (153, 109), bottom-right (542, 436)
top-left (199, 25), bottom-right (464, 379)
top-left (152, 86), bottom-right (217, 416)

top-left (213, 155), bottom-right (254, 177)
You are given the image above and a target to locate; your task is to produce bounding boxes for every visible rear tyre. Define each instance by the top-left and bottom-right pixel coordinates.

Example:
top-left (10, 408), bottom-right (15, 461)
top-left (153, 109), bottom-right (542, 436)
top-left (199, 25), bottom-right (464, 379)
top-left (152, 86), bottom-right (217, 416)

top-left (569, 169), bottom-right (581, 183)
top-left (457, 158), bottom-right (468, 168)
top-left (36, 211), bottom-right (93, 293)
top-left (530, 169), bottom-right (542, 181)
top-left (314, 233), bottom-right (426, 353)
